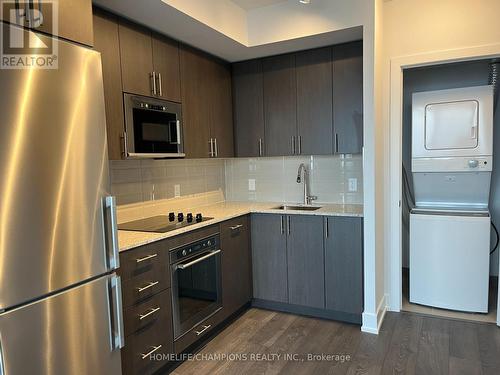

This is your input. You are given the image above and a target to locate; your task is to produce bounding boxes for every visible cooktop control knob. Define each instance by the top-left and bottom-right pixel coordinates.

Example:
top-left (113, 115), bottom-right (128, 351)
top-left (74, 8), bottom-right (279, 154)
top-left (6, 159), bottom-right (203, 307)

top-left (168, 212), bottom-right (175, 222)
top-left (178, 213), bottom-right (184, 222)
top-left (196, 213), bottom-right (203, 223)
top-left (187, 213), bottom-right (193, 223)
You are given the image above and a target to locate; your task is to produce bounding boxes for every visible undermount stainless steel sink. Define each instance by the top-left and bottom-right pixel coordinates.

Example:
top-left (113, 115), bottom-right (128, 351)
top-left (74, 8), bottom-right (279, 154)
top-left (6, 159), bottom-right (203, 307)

top-left (275, 205), bottom-right (322, 211)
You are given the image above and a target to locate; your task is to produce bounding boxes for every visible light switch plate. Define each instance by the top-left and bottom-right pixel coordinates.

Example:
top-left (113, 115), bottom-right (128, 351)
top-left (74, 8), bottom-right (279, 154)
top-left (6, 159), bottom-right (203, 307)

top-left (174, 184), bottom-right (181, 197)
top-left (248, 179), bottom-right (256, 191)
top-left (348, 178), bottom-right (358, 192)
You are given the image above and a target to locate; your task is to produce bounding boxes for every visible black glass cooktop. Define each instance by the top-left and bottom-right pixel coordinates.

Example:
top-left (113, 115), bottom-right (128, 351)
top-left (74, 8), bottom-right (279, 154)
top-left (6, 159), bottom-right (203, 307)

top-left (118, 215), bottom-right (213, 233)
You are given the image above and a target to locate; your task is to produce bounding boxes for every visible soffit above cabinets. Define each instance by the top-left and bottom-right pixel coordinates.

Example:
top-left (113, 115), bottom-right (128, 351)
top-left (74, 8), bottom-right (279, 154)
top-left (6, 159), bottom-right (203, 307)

top-left (230, 0), bottom-right (287, 10)
top-left (92, 0), bottom-right (363, 62)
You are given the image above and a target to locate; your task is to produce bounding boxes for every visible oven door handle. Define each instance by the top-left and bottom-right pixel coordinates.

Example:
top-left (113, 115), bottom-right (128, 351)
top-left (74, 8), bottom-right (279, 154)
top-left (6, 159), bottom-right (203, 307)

top-left (176, 249), bottom-right (221, 270)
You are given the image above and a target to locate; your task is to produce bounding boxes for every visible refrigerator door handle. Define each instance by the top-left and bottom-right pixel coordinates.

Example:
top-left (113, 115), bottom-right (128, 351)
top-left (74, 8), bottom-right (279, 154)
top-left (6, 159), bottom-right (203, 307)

top-left (0, 333), bottom-right (4, 375)
top-left (104, 196), bottom-right (120, 270)
top-left (109, 275), bottom-right (125, 351)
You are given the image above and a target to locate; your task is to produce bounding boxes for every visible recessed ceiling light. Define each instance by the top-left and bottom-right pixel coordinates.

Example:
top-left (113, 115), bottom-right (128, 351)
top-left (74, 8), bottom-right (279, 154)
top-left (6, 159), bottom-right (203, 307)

top-left (299, 0), bottom-right (310, 4)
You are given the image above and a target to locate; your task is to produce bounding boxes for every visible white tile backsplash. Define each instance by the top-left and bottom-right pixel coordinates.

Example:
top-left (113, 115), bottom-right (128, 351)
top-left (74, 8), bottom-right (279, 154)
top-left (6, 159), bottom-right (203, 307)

top-left (224, 154), bottom-right (363, 205)
top-left (110, 154), bottom-right (363, 206)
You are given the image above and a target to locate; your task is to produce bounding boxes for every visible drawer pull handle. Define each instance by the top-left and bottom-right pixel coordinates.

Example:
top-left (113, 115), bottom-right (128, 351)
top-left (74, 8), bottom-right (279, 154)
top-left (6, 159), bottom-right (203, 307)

top-left (137, 281), bottom-right (159, 293)
top-left (229, 224), bottom-right (243, 231)
top-left (194, 324), bottom-right (211, 336)
top-left (136, 253), bottom-right (158, 263)
top-left (140, 345), bottom-right (162, 360)
top-left (139, 307), bottom-right (161, 320)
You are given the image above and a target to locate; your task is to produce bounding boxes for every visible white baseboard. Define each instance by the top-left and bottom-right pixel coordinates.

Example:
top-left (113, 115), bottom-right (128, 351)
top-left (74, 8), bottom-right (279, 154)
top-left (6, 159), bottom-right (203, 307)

top-left (361, 294), bottom-right (388, 334)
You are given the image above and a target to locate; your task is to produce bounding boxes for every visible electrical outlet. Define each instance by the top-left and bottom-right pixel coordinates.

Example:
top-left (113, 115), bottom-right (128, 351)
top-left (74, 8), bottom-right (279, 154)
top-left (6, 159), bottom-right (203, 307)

top-left (348, 178), bottom-right (358, 192)
top-left (174, 184), bottom-right (181, 197)
top-left (248, 179), bottom-right (256, 191)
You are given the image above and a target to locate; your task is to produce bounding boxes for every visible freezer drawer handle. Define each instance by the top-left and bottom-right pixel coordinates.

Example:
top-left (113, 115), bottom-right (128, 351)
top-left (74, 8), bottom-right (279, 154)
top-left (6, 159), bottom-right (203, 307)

top-left (135, 253), bottom-right (158, 263)
top-left (104, 196), bottom-right (120, 271)
top-left (141, 345), bottom-right (163, 360)
top-left (137, 281), bottom-right (159, 293)
top-left (139, 307), bottom-right (161, 320)
top-left (195, 324), bottom-right (212, 336)
top-left (109, 275), bottom-right (125, 350)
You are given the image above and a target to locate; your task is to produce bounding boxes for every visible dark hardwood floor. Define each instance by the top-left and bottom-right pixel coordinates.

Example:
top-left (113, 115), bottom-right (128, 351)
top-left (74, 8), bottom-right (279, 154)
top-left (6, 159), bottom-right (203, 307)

top-left (173, 308), bottom-right (500, 375)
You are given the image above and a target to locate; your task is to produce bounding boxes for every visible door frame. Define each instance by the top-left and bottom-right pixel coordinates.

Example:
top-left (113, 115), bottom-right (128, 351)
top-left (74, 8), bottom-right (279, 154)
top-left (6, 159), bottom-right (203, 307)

top-left (387, 43), bottom-right (500, 326)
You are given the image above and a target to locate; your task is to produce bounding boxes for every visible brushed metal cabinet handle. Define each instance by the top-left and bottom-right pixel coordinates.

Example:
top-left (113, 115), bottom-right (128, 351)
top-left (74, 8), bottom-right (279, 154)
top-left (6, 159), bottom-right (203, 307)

top-left (280, 216), bottom-right (284, 234)
top-left (325, 217), bottom-right (329, 238)
top-left (137, 281), bottom-right (159, 293)
top-left (214, 138), bottom-right (218, 157)
top-left (195, 325), bottom-right (212, 336)
top-left (230, 224), bottom-right (243, 231)
top-left (136, 253), bottom-right (158, 263)
top-left (157, 73), bottom-right (163, 96)
top-left (335, 133), bottom-right (339, 153)
top-left (139, 307), bottom-right (161, 320)
top-left (298, 136), bottom-right (302, 155)
top-left (150, 72), bottom-right (157, 96)
top-left (287, 216), bottom-right (291, 236)
top-left (141, 345), bottom-right (162, 360)
top-left (258, 138), bottom-right (263, 157)
top-left (209, 138), bottom-right (214, 157)
top-left (291, 136), bottom-right (296, 155)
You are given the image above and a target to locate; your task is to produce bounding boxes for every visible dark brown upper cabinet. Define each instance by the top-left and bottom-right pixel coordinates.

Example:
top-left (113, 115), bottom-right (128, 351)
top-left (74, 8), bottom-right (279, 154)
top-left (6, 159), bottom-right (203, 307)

top-left (1, 0), bottom-right (93, 46)
top-left (296, 47), bottom-right (334, 155)
top-left (118, 21), bottom-right (181, 101)
top-left (333, 41), bottom-right (363, 154)
top-left (93, 9), bottom-right (124, 160)
top-left (232, 60), bottom-right (265, 157)
top-left (262, 53), bottom-right (297, 157)
top-left (180, 46), bottom-right (233, 159)
top-left (118, 21), bottom-right (154, 97)
top-left (151, 33), bottom-right (181, 103)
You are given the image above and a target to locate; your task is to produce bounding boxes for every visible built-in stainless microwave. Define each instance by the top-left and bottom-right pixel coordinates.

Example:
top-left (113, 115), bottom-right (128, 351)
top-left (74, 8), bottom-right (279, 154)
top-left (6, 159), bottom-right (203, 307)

top-left (123, 93), bottom-right (184, 158)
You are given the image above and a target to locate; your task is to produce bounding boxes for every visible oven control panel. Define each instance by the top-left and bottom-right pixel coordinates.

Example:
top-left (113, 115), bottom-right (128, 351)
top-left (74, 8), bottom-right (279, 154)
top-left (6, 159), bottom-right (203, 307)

top-left (170, 235), bottom-right (220, 264)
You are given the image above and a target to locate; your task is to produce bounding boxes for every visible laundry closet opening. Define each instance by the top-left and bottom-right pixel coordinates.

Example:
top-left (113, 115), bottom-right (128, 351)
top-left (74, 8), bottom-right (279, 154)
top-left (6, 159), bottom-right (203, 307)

top-left (401, 59), bottom-right (500, 323)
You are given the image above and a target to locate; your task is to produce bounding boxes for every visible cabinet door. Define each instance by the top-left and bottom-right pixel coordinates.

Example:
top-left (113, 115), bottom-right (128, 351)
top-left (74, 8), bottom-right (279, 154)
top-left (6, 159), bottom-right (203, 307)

top-left (152, 34), bottom-right (181, 102)
top-left (209, 58), bottom-right (234, 158)
top-left (232, 60), bottom-right (265, 157)
top-left (93, 10), bottom-right (124, 160)
top-left (325, 217), bottom-right (363, 315)
top-left (1, 0), bottom-right (93, 46)
top-left (287, 215), bottom-right (325, 309)
top-left (296, 47), bottom-right (334, 155)
top-left (333, 41), bottom-right (363, 154)
top-left (221, 216), bottom-right (252, 320)
top-left (263, 54), bottom-right (297, 156)
top-left (251, 214), bottom-right (288, 303)
top-left (180, 46), bottom-right (211, 158)
top-left (118, 20), bottom-right (154, 97)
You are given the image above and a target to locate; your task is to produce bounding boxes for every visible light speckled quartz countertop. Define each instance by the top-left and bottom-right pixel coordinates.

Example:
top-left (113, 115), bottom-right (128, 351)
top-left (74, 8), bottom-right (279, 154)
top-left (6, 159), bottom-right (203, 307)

top-left (118, 201), bottom-right (363, 252)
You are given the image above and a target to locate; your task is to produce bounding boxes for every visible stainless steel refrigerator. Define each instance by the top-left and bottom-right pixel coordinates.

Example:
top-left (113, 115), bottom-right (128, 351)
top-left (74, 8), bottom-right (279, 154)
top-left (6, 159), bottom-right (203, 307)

top-left (0, 23), bottom-right (123, 374)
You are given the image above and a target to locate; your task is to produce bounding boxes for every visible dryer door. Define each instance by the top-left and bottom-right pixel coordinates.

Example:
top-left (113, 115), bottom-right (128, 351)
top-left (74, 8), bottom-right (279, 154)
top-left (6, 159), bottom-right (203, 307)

top-left (425, 100), bottom-right (478, 150)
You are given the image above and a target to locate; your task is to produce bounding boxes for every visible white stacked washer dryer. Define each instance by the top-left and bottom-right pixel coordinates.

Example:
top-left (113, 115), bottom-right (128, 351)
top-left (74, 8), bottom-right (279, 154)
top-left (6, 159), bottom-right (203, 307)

top-left (410, 85), bottom-right (494, 313)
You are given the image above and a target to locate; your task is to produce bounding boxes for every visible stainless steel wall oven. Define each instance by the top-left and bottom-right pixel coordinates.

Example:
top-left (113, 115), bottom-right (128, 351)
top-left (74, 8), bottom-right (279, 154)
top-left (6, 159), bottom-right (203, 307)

top-left (170, 234), bottom-right (222, 340)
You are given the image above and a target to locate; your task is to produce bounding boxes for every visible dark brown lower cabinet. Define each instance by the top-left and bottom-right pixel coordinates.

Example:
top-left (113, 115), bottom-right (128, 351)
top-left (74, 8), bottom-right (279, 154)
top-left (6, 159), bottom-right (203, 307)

top-left (221, 216), bottom-right (252, 320)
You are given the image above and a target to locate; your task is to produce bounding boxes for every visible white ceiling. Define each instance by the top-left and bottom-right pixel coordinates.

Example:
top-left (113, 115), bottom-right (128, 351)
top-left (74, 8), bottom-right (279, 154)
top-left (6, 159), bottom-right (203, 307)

top-left (92, 0), bottom-right (364, 62)
top-left (230, 0), bottom-right (287, 10)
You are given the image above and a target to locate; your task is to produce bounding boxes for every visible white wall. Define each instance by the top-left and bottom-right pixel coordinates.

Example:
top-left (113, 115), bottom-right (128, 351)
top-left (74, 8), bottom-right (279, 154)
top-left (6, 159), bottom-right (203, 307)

top-left (381, 0), bottom-right (500, 305)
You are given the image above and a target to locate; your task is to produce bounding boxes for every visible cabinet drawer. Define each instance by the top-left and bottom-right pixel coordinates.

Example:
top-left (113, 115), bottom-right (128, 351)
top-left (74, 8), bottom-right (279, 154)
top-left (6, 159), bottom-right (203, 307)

top-left (119, 241), bottom-right (169, 282)
top-left (122, 304), bottom-right (173, 375)
top-left (122, 268), bottom-right (169, 308)
top-left (173, 309), bottom-right (223, 354)
top-left (124, 289), bottom-right (172, 337)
